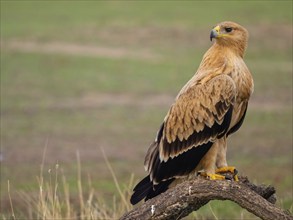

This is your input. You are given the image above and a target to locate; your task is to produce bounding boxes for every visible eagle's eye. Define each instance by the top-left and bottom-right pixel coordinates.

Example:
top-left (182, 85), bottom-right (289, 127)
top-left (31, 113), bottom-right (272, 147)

top-left (225, 27), bottom-right (233, 33)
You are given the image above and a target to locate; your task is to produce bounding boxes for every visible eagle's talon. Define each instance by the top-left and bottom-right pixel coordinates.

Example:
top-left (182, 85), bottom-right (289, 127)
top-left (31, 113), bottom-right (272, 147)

top-left (199, 172), bottom-right (226, 180)
top-left (216, 166), bottom-right (240, 181)
top-left (216, 166), bottom-right (237, 174)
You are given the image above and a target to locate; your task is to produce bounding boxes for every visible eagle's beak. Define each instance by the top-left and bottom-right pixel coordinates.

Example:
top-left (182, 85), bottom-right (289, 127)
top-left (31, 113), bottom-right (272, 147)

top-left (210, 25), bottom-right (220, 41)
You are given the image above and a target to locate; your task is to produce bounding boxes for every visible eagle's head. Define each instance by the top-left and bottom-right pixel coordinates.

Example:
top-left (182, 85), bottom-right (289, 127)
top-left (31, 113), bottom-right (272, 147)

top-left (210, 21), bottom-right (249, 57)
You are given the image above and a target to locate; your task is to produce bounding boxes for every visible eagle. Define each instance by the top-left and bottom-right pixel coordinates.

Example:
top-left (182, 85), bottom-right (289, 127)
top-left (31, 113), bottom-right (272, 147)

top-left (130, 21), bottom-right (254, 205)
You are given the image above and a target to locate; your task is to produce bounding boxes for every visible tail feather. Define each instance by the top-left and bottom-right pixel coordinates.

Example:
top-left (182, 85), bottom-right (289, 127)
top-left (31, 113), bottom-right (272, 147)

top-left (130, 175), bottom-right (174, 205)
top-left (133, 175), bottom-right (151, 191)
top-left (130, 176), bottom-right (152, 205)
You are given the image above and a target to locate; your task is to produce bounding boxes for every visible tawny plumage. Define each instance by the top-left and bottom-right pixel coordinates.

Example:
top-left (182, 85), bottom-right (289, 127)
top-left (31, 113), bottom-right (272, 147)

top-left (130, 21), bottom-right (254, 205)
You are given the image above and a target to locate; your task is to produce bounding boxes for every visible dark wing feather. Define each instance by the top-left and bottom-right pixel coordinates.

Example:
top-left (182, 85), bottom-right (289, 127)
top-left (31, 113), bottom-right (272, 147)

top-left (227, 103), bottom-right (247, 136)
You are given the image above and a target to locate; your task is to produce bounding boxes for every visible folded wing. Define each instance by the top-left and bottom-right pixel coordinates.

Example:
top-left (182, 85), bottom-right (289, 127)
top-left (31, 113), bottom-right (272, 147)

top-left (144, 74), bottom-right (237, 183)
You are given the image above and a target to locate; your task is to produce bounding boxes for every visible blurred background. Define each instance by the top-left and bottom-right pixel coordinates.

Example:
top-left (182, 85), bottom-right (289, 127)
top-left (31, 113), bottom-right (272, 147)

top-left (1, 1), bottom-right (292, 219)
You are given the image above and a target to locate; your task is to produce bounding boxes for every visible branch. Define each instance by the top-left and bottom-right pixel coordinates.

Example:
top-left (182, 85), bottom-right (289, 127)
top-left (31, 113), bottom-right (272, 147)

top-left (120, 176), bottom-right (292, 220)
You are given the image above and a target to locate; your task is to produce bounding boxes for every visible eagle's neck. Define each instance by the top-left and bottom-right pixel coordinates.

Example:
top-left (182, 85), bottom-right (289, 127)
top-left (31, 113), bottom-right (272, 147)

top-left (198, 42), bottom-right (246, 73)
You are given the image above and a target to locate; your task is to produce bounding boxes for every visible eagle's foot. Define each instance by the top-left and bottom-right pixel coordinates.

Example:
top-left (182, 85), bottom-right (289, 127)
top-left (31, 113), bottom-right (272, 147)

top-left (216, 166), bottom-right (239, 181)
top-left (199, 172), bottom-right (227, 180)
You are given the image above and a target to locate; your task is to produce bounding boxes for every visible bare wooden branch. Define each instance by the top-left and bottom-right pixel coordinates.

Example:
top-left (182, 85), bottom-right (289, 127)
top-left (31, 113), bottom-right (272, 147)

top-left (120, 176), bottom-right (292, 220)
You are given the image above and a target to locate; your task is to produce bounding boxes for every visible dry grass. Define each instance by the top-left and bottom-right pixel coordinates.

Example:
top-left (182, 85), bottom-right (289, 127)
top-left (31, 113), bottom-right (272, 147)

top-left (3, 147), bottom-right (133, 220)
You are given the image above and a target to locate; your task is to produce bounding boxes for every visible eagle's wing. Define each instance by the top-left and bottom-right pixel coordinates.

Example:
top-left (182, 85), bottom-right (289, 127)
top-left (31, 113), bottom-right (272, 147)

top-left (145, 74), bottom-right (237, 183)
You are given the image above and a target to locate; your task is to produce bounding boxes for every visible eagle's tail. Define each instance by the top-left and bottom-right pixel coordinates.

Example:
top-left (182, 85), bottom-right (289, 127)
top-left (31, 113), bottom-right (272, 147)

top-left (130, 175), bottom-right (174, 205)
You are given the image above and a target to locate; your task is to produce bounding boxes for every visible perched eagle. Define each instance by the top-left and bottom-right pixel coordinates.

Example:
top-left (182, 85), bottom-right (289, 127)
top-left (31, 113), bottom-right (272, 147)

top-left (130, 21), bottom-right (254, 205)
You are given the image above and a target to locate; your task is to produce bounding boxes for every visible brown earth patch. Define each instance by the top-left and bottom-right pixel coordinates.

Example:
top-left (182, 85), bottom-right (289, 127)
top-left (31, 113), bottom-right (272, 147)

top-left (1, 40), bottom-right (160, 60)
top-left (54, 93), bottom-right (174, 110)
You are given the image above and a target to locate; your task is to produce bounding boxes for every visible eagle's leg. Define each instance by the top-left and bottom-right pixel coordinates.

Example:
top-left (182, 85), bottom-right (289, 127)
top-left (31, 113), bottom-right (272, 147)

top-left (197, 141), bottom-right (227, 180)
top-left (215, 138), bottom-right (239, 181)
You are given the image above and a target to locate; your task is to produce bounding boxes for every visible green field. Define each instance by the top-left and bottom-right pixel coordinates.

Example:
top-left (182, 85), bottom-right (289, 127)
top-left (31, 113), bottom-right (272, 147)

top-left (1, 1), bottom-right (292, 219)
